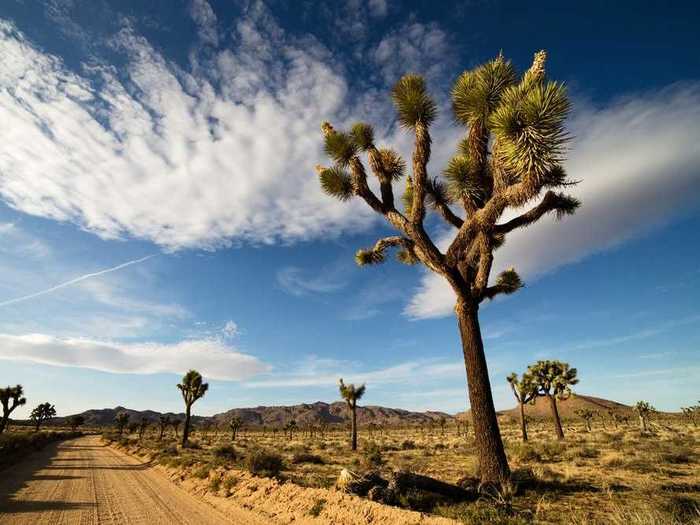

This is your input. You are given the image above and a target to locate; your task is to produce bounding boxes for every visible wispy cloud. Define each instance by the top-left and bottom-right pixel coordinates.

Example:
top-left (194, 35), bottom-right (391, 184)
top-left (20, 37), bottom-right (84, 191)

top-left (0, 332), bottom-right (269, 381)
top-left (0, 254), bottom-right (157, 307)
top-left (276, 266), bottom-right (348, 296)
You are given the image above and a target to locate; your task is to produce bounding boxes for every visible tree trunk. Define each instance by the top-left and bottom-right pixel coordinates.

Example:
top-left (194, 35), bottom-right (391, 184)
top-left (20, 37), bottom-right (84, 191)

top-left (548, 395), bottom-right (564, 440)
top-left (639, 415), bottom-right (647, 433)
top-left (35, 421), bottom-right (40, 432)
top-left (351, 402), bottom-right (357, 451)
top-left (0, 417), bottom-right (6, 434)
top-left (455, 300), bottom-right (510, 484)
top-left (519, 402), bottom-right (528, 442)
top-left (182, 405), bottom-right (191, 447)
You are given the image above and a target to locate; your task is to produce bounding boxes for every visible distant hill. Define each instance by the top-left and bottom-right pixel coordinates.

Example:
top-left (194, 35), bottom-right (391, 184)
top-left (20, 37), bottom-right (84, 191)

top-left (58, 402), bottom-right (452, 428)
top-left (213, 401), bottom-right (452, 427)
top-left (455, 394), bottom-right (634, 422)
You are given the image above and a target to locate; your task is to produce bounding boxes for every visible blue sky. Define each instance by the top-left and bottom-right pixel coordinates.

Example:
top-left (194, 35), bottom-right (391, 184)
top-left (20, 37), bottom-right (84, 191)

top-left (0, 0), bottom-right (698, 417)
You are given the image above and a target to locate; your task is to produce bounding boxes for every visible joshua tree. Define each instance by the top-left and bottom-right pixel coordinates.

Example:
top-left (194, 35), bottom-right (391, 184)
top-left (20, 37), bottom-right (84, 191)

top-left (575, 408), bottom-right (596, 432)
top-left (30, 402), bottom-right (56, 432)
top-left (439, 417), bottom-right (447, 435)
top-left (67, 414), bottom-right (85, 432)
top-left (527, 360), bottom-right (578, 440)
top-left (158, 415), bottom-right (170, 440)
top-left (229, 415), bottom-right (242, 441)
top-left (315, 51), bottom-right (578, 484)
top-left (115, 411), bottom-right (129, 436)
top-left (138, 417), bottom-right (149, 441)
top-left (338, 378), bottom-right (365, 451)
top-left (634, 401), bottom-right (655, 433)
top-left (681, 404), bottom-right (699, 428)
top-left (177, 370), bottom-right (209, 447)
top-left (285, 419), bottom-right (297, 440)
top-left (506, 372), bottom-right (538, 442)
top-left (0, 385), bottom-right (27, 434)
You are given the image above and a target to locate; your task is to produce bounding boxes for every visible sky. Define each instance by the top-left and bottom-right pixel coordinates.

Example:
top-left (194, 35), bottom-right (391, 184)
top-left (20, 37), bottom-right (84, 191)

top-left (0, 0), bottom-right (699, 418)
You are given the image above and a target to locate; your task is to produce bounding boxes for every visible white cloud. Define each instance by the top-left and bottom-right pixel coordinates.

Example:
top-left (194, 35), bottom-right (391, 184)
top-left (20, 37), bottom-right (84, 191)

top-left (189, 0), bottom-right (218, 46)
top-left (0, 222), bottom-right (51, 259)
top-left (222, 320), bottom-right (239, 338)
top-left (0, 18), bottom-right (372, 250)
top-left (0, 332), bottom-right (269, 381)
top-left (406, 84), bottom-right (700, 319)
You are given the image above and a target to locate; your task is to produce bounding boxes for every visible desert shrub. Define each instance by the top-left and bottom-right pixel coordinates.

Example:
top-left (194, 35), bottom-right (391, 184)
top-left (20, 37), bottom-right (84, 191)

top-left (362, 442), bottom-right (385, 469)
top-left (508, 442), bottom-right (542, 463)
top-left (567, 446), bottom-right (599, 459)
top-left (192, 464), bottom-right (210, 479)
top-left (662, 495), bottom-right (700, 523)
top-left (0, 431), bottom-right (82, 469)
top-left (291, 452), bottom-right (324, 464)
top-left (308, 498), bottom-right (326, 517)
top-left (398, 488), bottom-right (443, 513)
top-left (212, 444), bottom-right (237, 460)
top-left (185, 440), bottom-right (202, 450)
top-left (246, 448), bottom-right (284, 477)
top-left (222, 475), bottom-right (238, 491)
top-left (661, 448), bottom-right (695, 464)
top-left (435, 501), bottom-right (529, 524)
top-left (401, 439), bottom-right (416, 450)
top-left (159, 445), bottom-right (179, 457)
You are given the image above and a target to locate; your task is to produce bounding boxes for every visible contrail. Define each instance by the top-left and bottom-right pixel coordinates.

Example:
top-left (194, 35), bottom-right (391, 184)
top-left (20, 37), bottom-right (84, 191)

top-left (0, 254), bottom-right (157, 307)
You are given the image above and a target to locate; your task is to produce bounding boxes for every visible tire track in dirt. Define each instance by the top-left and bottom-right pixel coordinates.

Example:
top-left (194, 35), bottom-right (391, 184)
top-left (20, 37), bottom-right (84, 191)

top-left (0, 435), bottom-right (262, 524)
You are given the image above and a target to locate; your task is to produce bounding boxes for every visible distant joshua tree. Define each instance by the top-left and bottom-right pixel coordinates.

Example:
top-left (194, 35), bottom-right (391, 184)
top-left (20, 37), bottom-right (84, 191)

top-left (339, 378), bottom-right (365, 451)
top-left (138, 417), bottom-right (150, 441)
top-left (177, 370), bottom-right (209, 447)
top-left (506, 372), bottom-right (538, 442)
top-left (527, 360), bottom-right (578, 440)
top-left (30, 402), bottom-right (56, 432)
top-left (681, 404), bottom-right (699, 428)
top-left (229, 415), bottom-right (242, 441)
top-left (634, 401), bottom-right (656, 434)
top-left (285, 420), bottom-right (297, 440)
top-left (115, 411), bottom-right (130, 436)
top-left (171, 419), bottom-right (182, 437)
top-left (67, 414), bottom-right (85, 432)
top-left (438, 417), bottom-right (447, 435)
top-left (158, 415), bottom-right (170, 440)
top-left (0, 385), bottom-right (27, 434)
top-left (315, 50), bottom-right (579, 485)
top-left (574, 409), bottom-right (596, 432)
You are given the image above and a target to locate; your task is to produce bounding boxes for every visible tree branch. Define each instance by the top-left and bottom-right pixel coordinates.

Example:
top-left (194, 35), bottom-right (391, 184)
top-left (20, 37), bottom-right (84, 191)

top-left (493, 191), bottom-right (579, 235)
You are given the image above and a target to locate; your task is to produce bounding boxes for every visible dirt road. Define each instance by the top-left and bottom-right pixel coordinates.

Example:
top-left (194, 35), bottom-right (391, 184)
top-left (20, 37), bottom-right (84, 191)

top-left (0, 435), bottom-right (261, 524)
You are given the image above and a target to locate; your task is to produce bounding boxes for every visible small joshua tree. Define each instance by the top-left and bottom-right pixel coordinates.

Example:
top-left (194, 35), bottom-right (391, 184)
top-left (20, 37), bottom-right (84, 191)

top-left (634, 401), bottom-right (656, 434)
top-left (527, 360), bottom-right (578, 440)
top-left (439, 416), bottom-right (447, 435)
top-left (339, 378), bottom-right (365, 451)
top-left (285, 420), bottom-right (297, 439)
top-left (506, 372), bottom-right (538, 442)
top-left (0, 385), bottom-right (27, 434)
top-left (115, 411), bottom-right (129, 436)
top-left (316, 51), bottom-right (579, 484)
top-left (67, 414), bottom-right (85, 432)
top-left (681, 404), bottom-right (699, 428)
top-left (30, 402), bottom-right (56, 432)
top-left (138, 417), bottom-right (149, 441)
top-left (575, 408), bottom-right (596, 432)
top-left (171, 418), bottom-right (182, 437)
top-left (158, 415), bottom-right (170, 440)
top-left (177, 370), bottom-right (209, 447)
top-left (229, 415), bottom-right (242, 441)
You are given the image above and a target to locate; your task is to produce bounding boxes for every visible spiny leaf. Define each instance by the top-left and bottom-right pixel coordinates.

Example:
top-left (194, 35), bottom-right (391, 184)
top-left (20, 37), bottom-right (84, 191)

top-left (442, 155), bottom-right (485, 205)
top-left (391, 74), bottom-right (437, 129)
top-left (324, 131), bottom-right (358, 167)
top-left (355, 248), bottom-right (385, 266)
top-left (552, 192), bottom-right (580, 219)
top-left (396, 249), bottom-right (419, 265)
top-left (378, 148), bottom-right (406, 180)
top-left (496, 268), bottom-right (523, 294)
top-left (350, 123), bottom-right (375, 150)
top-left (318, 166), bottom-right (354, 201)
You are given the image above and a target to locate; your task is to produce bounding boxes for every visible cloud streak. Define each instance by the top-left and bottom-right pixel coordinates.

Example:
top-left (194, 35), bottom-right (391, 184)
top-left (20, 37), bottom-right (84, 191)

top-left (0, 332), bottom-right (269, 381)
top-left (0, 254), bottom-right (157, 307)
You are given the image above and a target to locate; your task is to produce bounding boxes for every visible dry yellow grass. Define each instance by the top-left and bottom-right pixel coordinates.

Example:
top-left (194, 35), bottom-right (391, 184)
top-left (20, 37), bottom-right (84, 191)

top-left (106, 416), bottom-right (700, 524)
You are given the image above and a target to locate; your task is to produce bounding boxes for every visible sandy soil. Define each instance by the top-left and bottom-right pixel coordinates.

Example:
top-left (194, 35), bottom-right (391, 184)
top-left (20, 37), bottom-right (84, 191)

top-left (0, 435), bottom-right (265, 524)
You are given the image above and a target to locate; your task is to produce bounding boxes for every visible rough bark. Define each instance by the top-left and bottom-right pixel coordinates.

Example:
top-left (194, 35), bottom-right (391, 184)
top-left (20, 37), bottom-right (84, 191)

top-left (548, 395), bottom-right (565, 440)
top-left (182, 405), bottom-right (191, 447)
top-left (456, 299), bottom-right (510, 484)
top-left (351, 402), bottom-right (358, 451)
top-left (0, 417), bottom-right (8, 434)
top-left (519, 402), bottom-right (528, 442)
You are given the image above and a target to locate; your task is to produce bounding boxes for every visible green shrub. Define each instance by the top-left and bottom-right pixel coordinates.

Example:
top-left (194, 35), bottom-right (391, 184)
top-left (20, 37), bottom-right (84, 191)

top-left (0, 431), bottom-right (82, 470)
top-left (246, 449), bottom-right (284, 477)
top-left (400, 440), bottom-right (416, 450)
top-left (292, 452), bottom-right (324, 464)
top-left (208, 476), bottom-right (222, 492)
top-left (308, 498), bottom-right (326, 517)
top-left (192, 464), bottom-right (210, 479)
top-left (362, 442), bottom-right (385, 469)
top-left (212, 444), bottom-right (237, 460)
top-left (222, 475), bottom-right (238, 491)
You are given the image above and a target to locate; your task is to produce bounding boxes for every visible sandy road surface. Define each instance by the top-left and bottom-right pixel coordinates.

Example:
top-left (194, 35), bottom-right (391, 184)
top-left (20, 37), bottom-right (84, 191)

top-left (0, 435), bottom-right (261, 524)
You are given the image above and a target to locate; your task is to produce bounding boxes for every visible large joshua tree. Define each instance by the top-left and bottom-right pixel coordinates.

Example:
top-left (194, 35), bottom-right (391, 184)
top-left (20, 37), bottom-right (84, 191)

top-left (315, 51), bottom-right (578, 483)
top-left (30, 402), bottom-right (56, 432)
top-left (527, 360), bottom-right (578, 440)
top-left (338, 378), bottom-right (365, 451)
top-left (506, 372), bottom-right (538, 442)
top-left (177, 369), bottom-right (209, 447)
top-left (0, 385), bottom-right (27, 434)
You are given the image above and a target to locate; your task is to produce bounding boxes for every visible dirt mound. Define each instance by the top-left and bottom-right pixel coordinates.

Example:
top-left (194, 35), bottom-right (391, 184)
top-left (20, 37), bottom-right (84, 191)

top-left (503, 393), bottom-right (633, 420)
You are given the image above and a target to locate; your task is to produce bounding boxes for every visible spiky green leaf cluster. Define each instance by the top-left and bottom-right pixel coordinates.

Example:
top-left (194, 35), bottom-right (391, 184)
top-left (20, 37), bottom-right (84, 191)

top-left (527, 360), bottom-right (579, 399)
top-left (425, 177), bottom-right (450, 208)
top-left (490, 81), bottom-right (570, 181)
top-left (319, 166), bottom-right (354, 201)
top-left (355, 248), bottom-right (384, 266)
top-left (452, 55), bottom-right (516, 126)
top-left (378, 148), bottom-right (406, 180)
top-left (552, 192), bottom-right (580, 219)
top-left (324, 131), bottom-right (358, 166)
top-left (442, 155), bottom-right (485, 205)
top-left (339, 378), bottom-right (366, 404)
top-left (634, 401), bottom-right (656, 415)
top-left (350, 123), bottom-right (375, 150)
top-left (391, 74), bottom-right (437, 128)
top-left (496, 268), bottom-right (523, 294)
top-left (396, 249), bottom-right (419, 265)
